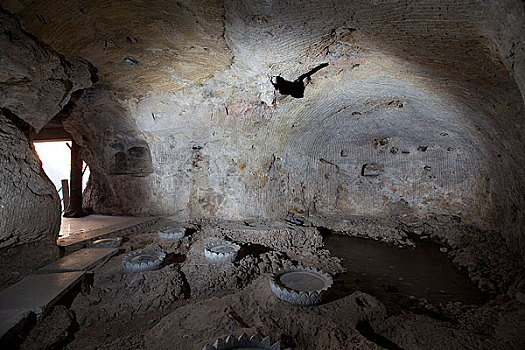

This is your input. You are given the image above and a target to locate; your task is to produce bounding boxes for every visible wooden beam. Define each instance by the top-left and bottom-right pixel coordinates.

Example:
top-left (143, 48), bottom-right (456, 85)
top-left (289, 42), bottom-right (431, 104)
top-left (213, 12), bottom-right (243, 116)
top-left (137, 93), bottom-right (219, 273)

top-left (61, 179), bottom-right (69, 214)
top-left (34, 128), bottom-right (71, 142)
top-left (64, 140), bottom-right (88, 217)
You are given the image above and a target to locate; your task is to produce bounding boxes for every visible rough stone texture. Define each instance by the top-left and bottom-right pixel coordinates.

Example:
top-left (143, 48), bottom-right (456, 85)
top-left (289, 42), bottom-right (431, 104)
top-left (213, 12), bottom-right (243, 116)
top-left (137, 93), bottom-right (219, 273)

top-left (208, 221), bottom-right (324, 252)
top-left (478, 0), bottom-right (525, 104)
top-left (0, 112), bottom-right (60, 288)
top-left (72, 264), bottom-right (185, 326)
top-left (137, 220), bottom-right (341, 299)
top-left (0, 9), bottom-right (94, 132)
top-left (66, 225), bottom-right (189, 349)
top-left (405, 219), bottom-right (521, 294)
top-left (1, 0), bottom-right (232, 96)
top-left (0, 7), bottom-right (94, 288)
top-left (181, 235), bottom-right (292, 299)
top-left (375, 296), bottom-right (525, 350)
top-left (62, 86), bottom-right (156, 215)
top-left (2, 1), bottom-right (525, 260)
top-left (1, 1), bottom-right (524, 348)
top-left (19, 305), bottom-right (77, 350)
top-left (18, 221), bottom-right (523, 349)
top-left (311, 215), bottom-right (413, 246)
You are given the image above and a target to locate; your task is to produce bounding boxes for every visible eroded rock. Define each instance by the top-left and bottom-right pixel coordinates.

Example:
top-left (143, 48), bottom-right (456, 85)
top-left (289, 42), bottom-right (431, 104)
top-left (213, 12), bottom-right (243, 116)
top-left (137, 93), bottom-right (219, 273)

top-left (0, 7), bottom-right (95, 288)
top-left (0, 112), bottom-right (60, 288)
top-left (0, 9), bottom-right (94, 131)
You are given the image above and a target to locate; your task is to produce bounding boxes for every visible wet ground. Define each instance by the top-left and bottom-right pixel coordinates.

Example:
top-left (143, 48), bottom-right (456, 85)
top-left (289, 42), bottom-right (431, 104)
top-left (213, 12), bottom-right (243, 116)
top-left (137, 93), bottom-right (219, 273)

top-left (324, 234), bottom-right (486, 313)
top-left (11, 219), bottom-right (524, 349)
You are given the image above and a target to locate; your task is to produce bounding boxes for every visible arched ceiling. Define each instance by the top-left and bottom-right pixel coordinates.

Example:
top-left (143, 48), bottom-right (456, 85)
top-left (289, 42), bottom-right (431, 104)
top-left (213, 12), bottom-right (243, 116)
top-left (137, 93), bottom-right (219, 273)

top-left (3, 0), bottom-right (523, 99)
top-left (2, 0), bottom-right (524, 255)
top-left (1, 0), bottom-right (232, 95)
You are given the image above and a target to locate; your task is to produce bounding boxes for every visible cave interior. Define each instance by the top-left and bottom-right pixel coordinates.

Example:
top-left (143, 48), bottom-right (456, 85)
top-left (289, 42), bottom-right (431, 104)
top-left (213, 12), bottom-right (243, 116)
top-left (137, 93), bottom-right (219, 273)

top-left (0, 0), bottom-right (524, 349)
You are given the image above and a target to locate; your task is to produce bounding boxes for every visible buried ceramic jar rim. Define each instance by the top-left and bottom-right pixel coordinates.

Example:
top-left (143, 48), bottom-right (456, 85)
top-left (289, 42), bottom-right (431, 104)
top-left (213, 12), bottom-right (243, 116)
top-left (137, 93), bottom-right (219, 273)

top-left (158, 226), bottom-right (186, 240)
top-left (202, 333), bottom-right (286, 350)
top-left (122, 250), bottom-right (166, 272)
top-left (204, 241), bottom-right (241, 263)
top-left (269, 266), bottom-right (333, 306)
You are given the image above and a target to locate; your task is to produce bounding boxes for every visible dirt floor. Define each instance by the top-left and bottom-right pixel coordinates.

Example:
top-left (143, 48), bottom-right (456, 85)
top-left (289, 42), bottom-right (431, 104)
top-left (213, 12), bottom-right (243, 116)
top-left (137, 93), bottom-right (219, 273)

top-left (17, 216), bottom-right (525, 349)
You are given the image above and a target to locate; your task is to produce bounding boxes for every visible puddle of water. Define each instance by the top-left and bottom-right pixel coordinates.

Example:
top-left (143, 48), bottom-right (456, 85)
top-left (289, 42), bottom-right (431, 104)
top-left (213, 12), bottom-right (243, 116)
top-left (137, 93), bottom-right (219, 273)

top-left (324, 234), bottom-right (485, 310)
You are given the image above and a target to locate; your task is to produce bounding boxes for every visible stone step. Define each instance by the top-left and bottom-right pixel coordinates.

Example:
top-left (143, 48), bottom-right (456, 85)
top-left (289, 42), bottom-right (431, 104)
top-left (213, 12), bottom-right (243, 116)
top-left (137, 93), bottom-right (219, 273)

top-left (0, 271), bottom-right (85, 316)
top-left (57, 216), bottom-right (157, 247)
top-left (0, 271), bottom-right (86, 344)
top-left (0, 271), bottom-right (86, 341)
top-left (37, 248), bottom-right (117, 274)
top-left (0, 308), bottom-right (35, 344)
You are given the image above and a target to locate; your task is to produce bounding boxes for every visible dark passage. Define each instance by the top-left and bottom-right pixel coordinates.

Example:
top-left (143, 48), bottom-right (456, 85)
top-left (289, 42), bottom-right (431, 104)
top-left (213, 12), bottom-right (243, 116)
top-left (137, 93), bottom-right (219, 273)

top-left (271, 62), bottom-right (328, 98)
top-left (324, 234), bottom-right (485, 313)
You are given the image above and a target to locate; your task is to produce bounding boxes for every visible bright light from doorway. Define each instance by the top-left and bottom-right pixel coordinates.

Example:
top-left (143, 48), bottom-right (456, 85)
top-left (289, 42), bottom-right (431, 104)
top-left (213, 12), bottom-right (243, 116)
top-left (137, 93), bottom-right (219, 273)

top-left (34, 141), bottom-right (90, 193)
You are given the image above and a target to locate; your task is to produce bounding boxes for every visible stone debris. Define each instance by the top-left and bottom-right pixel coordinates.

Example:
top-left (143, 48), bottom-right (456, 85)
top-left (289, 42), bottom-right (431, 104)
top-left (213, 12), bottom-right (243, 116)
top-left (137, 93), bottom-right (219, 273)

top-left (6, 219), bottom-right (520, 349)
top-left (72, 264), bottom-right (186, 327)
top-left (19, 305), bottom-right (77, 350)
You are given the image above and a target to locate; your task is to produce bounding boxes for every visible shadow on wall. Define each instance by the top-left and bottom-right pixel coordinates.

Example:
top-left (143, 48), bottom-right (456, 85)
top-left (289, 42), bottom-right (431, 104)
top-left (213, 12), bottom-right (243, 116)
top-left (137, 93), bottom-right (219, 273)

top-left (271, 62), bottom-right (329, 98)
top-left (107, 138), bottom-right (153, 176)
top-left (62, 86), bottom-right (155, 215)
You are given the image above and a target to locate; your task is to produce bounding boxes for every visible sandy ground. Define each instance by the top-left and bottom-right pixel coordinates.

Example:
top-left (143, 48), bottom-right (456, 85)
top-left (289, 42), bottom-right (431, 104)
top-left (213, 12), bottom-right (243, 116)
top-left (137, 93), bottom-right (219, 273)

top-left (17, 217), bottom-right (525, 349)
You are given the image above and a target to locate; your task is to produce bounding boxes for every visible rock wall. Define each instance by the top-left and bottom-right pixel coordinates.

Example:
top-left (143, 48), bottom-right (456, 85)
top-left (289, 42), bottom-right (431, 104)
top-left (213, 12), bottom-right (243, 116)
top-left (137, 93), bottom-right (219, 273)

top-left (0, 112), bottom-right (61, 287)
top-left (478, 0), bottom-right (525, 104)
top-left (0, 8), bottom-right (94, 287)
top-left (4, 1), bottom-right (524, 257)
top-left (0, 10), bottom-right (94, 132)
top-left (63, 86), bottom-right (155, 215)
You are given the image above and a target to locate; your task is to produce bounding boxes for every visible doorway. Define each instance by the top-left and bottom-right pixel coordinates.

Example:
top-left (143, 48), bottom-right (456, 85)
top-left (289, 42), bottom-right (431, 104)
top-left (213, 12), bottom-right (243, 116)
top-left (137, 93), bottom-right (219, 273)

top-left (33, 141), bottom-right (90, 213)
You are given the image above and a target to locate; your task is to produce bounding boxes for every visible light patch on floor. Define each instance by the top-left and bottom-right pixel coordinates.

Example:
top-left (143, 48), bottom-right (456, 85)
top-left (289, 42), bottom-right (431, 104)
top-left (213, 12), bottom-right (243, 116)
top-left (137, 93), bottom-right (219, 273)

top-left (58, 215), bottom-right (156, 246)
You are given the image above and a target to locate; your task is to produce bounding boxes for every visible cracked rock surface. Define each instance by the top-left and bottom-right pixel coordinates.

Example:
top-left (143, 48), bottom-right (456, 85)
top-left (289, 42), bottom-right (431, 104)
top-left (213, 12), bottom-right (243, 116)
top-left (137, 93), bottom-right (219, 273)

top-left (0, 9), bottom-right (94, 132)
top-left (0, 7), bottom-right (94, 287)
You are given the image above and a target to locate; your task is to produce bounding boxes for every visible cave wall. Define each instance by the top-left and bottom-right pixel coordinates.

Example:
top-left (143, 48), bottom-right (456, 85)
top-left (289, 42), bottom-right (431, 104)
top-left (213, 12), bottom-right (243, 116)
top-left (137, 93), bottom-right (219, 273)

top-left (63, 86), bottom-right (156, 215)
top-left (0, 8), bottom-right (94, 287)
top-left (3, 1), bottom-right (524, 256)
top-left (478, 0), bottom-right (525, 104)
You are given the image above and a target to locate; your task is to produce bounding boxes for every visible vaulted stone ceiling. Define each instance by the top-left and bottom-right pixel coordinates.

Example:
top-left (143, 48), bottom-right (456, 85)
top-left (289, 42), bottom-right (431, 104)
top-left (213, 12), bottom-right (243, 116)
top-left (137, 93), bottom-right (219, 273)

top-left (1, 0), bottom-right (524, 280)
top-left (2, 0), bottom-right (231, 95)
